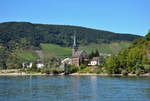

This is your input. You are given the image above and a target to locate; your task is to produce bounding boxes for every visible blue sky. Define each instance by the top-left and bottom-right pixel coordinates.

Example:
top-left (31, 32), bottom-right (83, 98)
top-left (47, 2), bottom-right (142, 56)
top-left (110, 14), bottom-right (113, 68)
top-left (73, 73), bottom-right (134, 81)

top-left (0, 0), bottom-right (150, 36)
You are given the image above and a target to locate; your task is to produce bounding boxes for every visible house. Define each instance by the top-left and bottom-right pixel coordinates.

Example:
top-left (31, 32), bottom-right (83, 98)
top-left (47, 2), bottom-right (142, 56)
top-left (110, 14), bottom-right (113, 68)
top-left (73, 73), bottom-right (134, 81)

top-left (60, 58), bottom-right (71, 71)
top-left (61, 58), bottom-right (71, 64)
top-left (88, 57), bottom-right (100, 66)
top-left (71, 34), bottom-right (88, 67)
top-left (88, 53), bottom-right (111, 66)
top-left (22, 62), bottom-right (32, 68)
top-left (36, 60), bottom-right (44, 68)
top-left (59, 63), bottom-right (65, 71)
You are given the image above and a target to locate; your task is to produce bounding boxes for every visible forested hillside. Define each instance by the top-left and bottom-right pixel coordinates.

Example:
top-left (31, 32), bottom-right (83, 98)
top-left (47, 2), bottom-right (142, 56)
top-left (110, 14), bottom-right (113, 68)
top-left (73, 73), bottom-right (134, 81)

top-left (0, 22), bottom-right (142, 47)
top-left (104, 30), bottom-right (150, 75)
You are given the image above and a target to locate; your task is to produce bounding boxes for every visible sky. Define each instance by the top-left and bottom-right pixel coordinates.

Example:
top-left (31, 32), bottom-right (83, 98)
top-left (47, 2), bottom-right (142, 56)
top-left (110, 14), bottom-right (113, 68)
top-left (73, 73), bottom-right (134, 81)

top-left (0, 0), bottom-right (150, 36)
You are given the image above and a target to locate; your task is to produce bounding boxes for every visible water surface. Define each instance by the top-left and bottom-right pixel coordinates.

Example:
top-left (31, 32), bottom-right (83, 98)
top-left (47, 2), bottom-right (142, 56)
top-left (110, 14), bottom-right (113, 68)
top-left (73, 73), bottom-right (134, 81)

top-left (0, 76), bottom-right (150, 101)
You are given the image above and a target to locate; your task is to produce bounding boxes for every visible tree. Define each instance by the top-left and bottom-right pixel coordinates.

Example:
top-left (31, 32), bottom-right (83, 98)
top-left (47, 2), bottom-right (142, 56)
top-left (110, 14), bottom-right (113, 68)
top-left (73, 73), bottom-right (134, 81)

top-left (146, 30), bottom-right (150, 41)
top-left (105, 55), bottom-right (120, 74)
top-left (89, 49), bottom-right (99, 59)
top-left (117, 49), bottom-right (128, 69)
top-left (95, 49), bottom-right (99, 57)
top-left (0, 47), bottom-right (9, 69)
top-left (6, 52), bottom-right (25, 69)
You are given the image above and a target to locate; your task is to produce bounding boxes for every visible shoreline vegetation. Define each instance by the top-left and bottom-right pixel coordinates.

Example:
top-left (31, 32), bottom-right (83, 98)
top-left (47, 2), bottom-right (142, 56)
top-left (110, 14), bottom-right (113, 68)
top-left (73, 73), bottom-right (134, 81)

top-left (0, 69), bottom-right (150, 77)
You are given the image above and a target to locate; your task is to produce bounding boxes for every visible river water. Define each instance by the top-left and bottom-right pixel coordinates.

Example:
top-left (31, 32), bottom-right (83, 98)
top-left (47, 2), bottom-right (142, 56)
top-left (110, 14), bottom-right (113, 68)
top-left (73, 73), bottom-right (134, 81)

top-left (0, 76), bottom-right (150, 101)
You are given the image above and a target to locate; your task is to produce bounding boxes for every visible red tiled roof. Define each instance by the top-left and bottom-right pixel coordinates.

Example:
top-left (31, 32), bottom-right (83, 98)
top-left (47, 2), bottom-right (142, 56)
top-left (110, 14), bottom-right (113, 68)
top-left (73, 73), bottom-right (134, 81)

top-left (91, 57), bottom-right (99, 61)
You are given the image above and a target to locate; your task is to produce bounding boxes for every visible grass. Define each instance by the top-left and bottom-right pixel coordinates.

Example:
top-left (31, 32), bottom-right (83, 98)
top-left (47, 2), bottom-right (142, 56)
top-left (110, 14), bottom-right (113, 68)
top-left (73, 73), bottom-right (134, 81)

top-left (79, 42), bottom-right (130, 54)
top-left (40, 44), bottom-right (72, 58)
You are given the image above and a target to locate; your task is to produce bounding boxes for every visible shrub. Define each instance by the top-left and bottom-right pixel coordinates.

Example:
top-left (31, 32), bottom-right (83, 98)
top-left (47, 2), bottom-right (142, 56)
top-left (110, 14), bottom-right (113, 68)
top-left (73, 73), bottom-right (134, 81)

top-left (121, 69), bottom-right (128, 76)
top-left (79, 64), bottom-right (86, 70)
top-left (64, 64), bottom-right (79, 74)
top-left (95, 68), bottom-right (103, 74)
top-left (50, 68), bottom-right (63, 74)
top-left (41, 67), bottom-right (50, 74)
top-left (19, 67), bottom-right (41, 73)
top-left (70, 65), bottom-right (79, 73)
top-left (79, 67), bottom-right (90, 73)
top-left (143, 64), bottom-right (150, 73)
top-left (135, 68), bottom-right (144, 76)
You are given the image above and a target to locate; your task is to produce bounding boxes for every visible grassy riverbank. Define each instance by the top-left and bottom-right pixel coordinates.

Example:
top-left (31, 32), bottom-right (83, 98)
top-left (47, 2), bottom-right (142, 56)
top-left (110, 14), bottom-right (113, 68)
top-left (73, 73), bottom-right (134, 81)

top-left (0, 69), bottom-right (150, 76)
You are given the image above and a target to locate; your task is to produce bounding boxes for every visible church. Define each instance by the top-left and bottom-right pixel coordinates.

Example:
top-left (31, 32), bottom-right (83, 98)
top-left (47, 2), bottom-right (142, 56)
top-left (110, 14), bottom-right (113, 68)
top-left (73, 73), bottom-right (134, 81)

top-left (71, 34), bottom-right (88, 67)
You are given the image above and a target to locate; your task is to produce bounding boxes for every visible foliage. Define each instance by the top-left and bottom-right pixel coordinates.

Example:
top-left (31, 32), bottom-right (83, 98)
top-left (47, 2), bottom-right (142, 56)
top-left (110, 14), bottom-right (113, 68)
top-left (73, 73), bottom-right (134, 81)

top-left (121, 69), bottom-right (128, 76)
top-left (64, 64), bottom-right (79, 74)
top-left (41, 67), bottom-right (63, 74)
top-left (79, 67), bottom-right (91, 73)
top-left (105, 55), bottom-right (120, 74)
top-left (43, 57), bottom-right (61, 68)
top-left (78, 66), bottom-right (103, 74)
top-left (89, 49), bottom-right (99, 59)
top-left (104, 30), bottom-right (150, 75)
top-left (79, 64), bottom-right (87, 70)
top-left (19, 67), bottom-right (41, 74)
top-left (146, 30), bottom-right (150, 41)
top-left (93, 67), bottom-right (103, 74)
top-left (135, 68), bottom-right (144, 76)
top-left (6, 53), bottom-right (24, 69)
top-left (0, 47), bottom-right (9, 69)
top-left (143, 65), bottom-right (150, 73)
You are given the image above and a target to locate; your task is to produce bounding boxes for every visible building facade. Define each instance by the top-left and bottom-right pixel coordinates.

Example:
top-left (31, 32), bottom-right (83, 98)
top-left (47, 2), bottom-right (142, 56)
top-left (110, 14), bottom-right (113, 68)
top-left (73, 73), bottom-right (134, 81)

top-left (71, 34), bottom-right (88, 67)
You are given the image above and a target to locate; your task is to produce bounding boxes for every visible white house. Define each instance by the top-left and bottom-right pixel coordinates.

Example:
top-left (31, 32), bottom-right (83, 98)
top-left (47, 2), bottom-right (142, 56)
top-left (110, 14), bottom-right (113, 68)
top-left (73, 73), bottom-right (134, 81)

top-left (22, 62), bottom-right (32, 68)
top-left (59, 58), bottom-right (71, 71)
top-left (88, 57), bottom-right (100, 66)
top-left (36, 61), bottom-right (44, 68)
top-left (61, 58), bottom-right (71, 64)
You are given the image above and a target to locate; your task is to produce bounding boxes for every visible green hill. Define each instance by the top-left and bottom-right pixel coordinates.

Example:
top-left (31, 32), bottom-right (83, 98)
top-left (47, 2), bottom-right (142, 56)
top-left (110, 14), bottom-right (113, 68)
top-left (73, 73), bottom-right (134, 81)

top-left (0, 22), bottom-right (142, 47)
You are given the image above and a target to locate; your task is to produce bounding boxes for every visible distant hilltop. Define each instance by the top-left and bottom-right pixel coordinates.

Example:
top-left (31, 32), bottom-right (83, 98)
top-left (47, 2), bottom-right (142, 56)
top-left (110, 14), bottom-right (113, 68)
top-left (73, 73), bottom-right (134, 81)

top-left (0, 22), bottom-right (142, 47)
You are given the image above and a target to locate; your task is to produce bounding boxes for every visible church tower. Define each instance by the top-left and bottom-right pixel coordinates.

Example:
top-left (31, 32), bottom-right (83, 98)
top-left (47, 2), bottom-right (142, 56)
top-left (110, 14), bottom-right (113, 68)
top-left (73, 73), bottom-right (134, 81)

top-left (72, 33), bottom-right (78, 55)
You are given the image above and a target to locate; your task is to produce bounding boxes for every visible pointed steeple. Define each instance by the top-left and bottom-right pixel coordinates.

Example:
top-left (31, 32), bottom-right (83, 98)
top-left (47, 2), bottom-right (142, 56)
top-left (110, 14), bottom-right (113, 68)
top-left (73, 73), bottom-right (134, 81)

top-left (72, 31), bottom-right (78, 55)
top-left (73, 33), bottom-right (76, 48)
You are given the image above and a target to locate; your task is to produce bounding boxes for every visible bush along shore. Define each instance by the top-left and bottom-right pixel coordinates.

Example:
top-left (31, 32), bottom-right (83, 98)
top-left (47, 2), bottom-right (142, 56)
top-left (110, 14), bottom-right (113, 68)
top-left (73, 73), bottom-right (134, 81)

top-left (0, 64), bottom-right (150, 76)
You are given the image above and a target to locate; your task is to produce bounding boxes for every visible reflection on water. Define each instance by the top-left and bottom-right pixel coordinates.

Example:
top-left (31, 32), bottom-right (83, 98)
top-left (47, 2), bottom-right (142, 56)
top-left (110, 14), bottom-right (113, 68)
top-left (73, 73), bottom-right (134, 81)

top-left (0, 76), bottom-right (150, 101)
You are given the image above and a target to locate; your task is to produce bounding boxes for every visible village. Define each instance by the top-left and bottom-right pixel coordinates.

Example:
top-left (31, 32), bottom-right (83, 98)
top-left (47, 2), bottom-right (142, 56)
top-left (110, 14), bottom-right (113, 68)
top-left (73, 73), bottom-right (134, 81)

top-left (21, 34), bottom-right (111, 73)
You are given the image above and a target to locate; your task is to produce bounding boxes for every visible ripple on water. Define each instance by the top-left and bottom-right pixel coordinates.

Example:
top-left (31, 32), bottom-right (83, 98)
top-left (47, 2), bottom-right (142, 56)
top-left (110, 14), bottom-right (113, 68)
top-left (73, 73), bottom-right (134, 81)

top-left (0, 76), bottom-right (150, 101)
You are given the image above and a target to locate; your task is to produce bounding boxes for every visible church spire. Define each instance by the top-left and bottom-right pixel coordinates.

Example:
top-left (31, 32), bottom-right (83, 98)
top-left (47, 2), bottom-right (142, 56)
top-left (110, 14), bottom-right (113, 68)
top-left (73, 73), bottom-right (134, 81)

top-left (72, 31), bottom-right (78, 54)
top-left (73, 32), bottom-right (76, 48)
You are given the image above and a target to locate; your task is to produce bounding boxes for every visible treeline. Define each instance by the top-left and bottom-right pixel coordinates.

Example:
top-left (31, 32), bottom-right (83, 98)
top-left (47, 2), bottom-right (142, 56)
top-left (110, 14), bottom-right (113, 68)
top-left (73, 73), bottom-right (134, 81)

top-left (0, 22), bottom-right (141, 47)
top-left (0, 37), bottom-right (32, 69)
top-left (104, 31), bottom-right (150, 75)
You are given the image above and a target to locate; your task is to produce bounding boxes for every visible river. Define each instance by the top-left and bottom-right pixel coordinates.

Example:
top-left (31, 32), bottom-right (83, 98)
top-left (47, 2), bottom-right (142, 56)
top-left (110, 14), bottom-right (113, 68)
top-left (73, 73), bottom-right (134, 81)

top-left (0, 76), bottom-right (150, 101)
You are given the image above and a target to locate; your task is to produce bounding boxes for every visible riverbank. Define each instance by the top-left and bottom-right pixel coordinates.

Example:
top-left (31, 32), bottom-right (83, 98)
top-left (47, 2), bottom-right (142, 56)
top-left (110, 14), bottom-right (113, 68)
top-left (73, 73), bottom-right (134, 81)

top-left (69, 73), bottom-right (150, 77)
top-left (0, 69), bottom-right (150, 76)
top-left (0, 72), bottom-right (150, 76)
